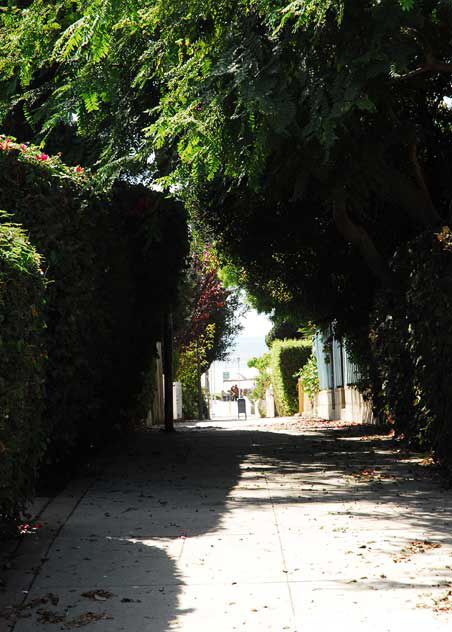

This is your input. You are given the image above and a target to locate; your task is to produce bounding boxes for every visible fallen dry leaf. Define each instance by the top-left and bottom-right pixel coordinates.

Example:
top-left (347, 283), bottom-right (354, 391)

top-left (37, 608), bottom-right (66, 624)
top-left (394, 540), bottom-right (441, 563)
top-left (433, 590), bottom-right (452, 613)
top-left (0, 593), bottom-right (60, 622)
top-left (350, 467), bottom-right (395, 482)
top-left (81, 589), bottom-right (113, 601)
top-left (63, 611), bottom-right (113, 628)
top-left (417, 587), bottom-right (452, 613)
top-left (28, 593), bottom-right (60, 608)
top-left (121, 597), bottom-right (141, 603)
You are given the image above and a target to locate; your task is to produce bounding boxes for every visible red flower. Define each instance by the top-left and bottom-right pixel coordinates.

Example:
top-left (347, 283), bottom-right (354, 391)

top-left (36, 153), bottom-right (49, 161)
top-left (20, 143), bottom-right (27, 151)
top-left (75, 165), bottom-right (84, 174)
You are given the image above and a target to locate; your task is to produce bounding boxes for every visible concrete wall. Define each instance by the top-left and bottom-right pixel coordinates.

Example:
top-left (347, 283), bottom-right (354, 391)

top-left (302, 385), bottom-right (376, 424)
top-left (341, 385), bottom-right (375, 424)
top-left (265, 388), bottom-right (276, 418)
top-left (173, 381), bottom-right (183, 420)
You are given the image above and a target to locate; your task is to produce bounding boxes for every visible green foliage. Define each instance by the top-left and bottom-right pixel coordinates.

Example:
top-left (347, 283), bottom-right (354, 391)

top-left (179, 0), bottom-right (452, 347)
top-left (270, 339), bottom-right (311, 416)
top-left (0, 0), bottom-right (425, 183)
top-left (399, 0), bottom-right (416, 11)
top-left (372, 228), bottom-right (452, 468)
top-left (296, 354), bottom-right (320, 402)
top-left (175, 323), bottom-right (215, 419)
top-left (247, 352), bottom-right (271, 402)
top-left (371, 291), bottom-right (415, 436)
top-left (0, 218), bottom-right (46, 524)
top-left (107, 181), bottom-right (189, 429)
top-left (0, 139), bottom-right (188, 471)
top-left (0, 139), bottom-right (106, 458)
top-left (265, 319), bottom-right (304, 348)
top-left (0, 1), bottom-right (158, 181)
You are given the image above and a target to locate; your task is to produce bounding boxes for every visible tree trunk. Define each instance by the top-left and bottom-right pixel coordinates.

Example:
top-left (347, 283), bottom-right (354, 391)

top-left (408, 143), bottom-right (442, 228)
top-left (333, 202), bottom-right (392, 285)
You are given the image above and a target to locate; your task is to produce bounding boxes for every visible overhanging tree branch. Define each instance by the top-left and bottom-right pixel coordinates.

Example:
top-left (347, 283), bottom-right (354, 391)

top-left (333, 202), bottom-right (392, 285)
top-left (408, 143), bottom-right (442, 227)
top-left (397, 59), bottom-right (452, 80)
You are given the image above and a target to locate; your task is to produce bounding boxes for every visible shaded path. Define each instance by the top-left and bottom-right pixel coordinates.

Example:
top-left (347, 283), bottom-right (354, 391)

top-left (2, 418), bottom-right (452, 631)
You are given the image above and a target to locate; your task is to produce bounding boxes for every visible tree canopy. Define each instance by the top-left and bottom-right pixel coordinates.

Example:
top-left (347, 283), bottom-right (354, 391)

top-left (1, 0), bottom-right (451, 330)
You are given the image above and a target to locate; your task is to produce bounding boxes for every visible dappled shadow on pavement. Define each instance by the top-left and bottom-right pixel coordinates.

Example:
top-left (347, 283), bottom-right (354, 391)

top-left (166, 420), bottom-right (451, 541)
top-left (7, 419), bottom-right (452, 630)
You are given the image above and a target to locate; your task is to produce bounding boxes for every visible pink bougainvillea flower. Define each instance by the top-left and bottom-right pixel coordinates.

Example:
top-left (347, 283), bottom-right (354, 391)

top-left (36, 153), bottom-right (49, 161)
top-left (20, 143), bottom-right (27, 151)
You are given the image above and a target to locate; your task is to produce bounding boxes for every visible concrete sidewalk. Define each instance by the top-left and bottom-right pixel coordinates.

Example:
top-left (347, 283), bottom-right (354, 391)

top-left (1, 417), bottom-right (452, 631)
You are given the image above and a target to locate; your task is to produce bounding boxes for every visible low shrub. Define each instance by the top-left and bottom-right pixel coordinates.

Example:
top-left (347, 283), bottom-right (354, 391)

top-left (270, 339), bottom-right (311, 416)
top-left (0, 219), bottom-right (47, 524)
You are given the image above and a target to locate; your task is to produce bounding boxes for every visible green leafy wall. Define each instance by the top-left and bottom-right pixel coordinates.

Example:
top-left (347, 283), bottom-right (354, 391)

top-left (372, 228), bottom-right (452, 469)
top-left (270, 339), bottom-right (311, 416)
top-left (0, 139), bottom-right (188, 512)
top-left (0, 219), bottom-right (46, 524)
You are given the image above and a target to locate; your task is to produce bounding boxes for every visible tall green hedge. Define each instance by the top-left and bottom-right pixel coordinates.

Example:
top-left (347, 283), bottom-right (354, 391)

top-left (109, 181), bottom-right (189, 426)
top-left (0, 137), bottom-right (188, 473)
top-left (270, 339), bottom-right (311, 416)
top-left (372, 227), bottom-right (452, 469)
top-left (0, 141), bottom-right (124, 459)
top-left (0, 219), bottom-right (47, 523)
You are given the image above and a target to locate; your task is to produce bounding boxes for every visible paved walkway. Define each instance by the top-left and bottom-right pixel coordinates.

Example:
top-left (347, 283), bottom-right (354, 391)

top-left (2, 418), bottom-right (452, 631)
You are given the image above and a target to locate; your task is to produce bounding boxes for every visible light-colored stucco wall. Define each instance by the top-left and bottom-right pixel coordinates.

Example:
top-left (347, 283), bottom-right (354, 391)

top-left (302, 385), bottom-right (376, 424)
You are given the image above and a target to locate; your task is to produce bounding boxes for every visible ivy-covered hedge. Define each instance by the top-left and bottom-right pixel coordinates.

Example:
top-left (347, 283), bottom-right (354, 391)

top-left (0, 141), bottom-right (123, 460)
top-left (0, 137), bottom-right (188, 478)
top-left (110, 181), bottom-right (189, 426)
top-left (371, 290), bottom-right (416, 438)
top-left (371, 228), bottom-right (452, 469)
top-left (270, 339), bottom-right (311, 416)
top-left (0, 219), bottom-right (47, 523)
